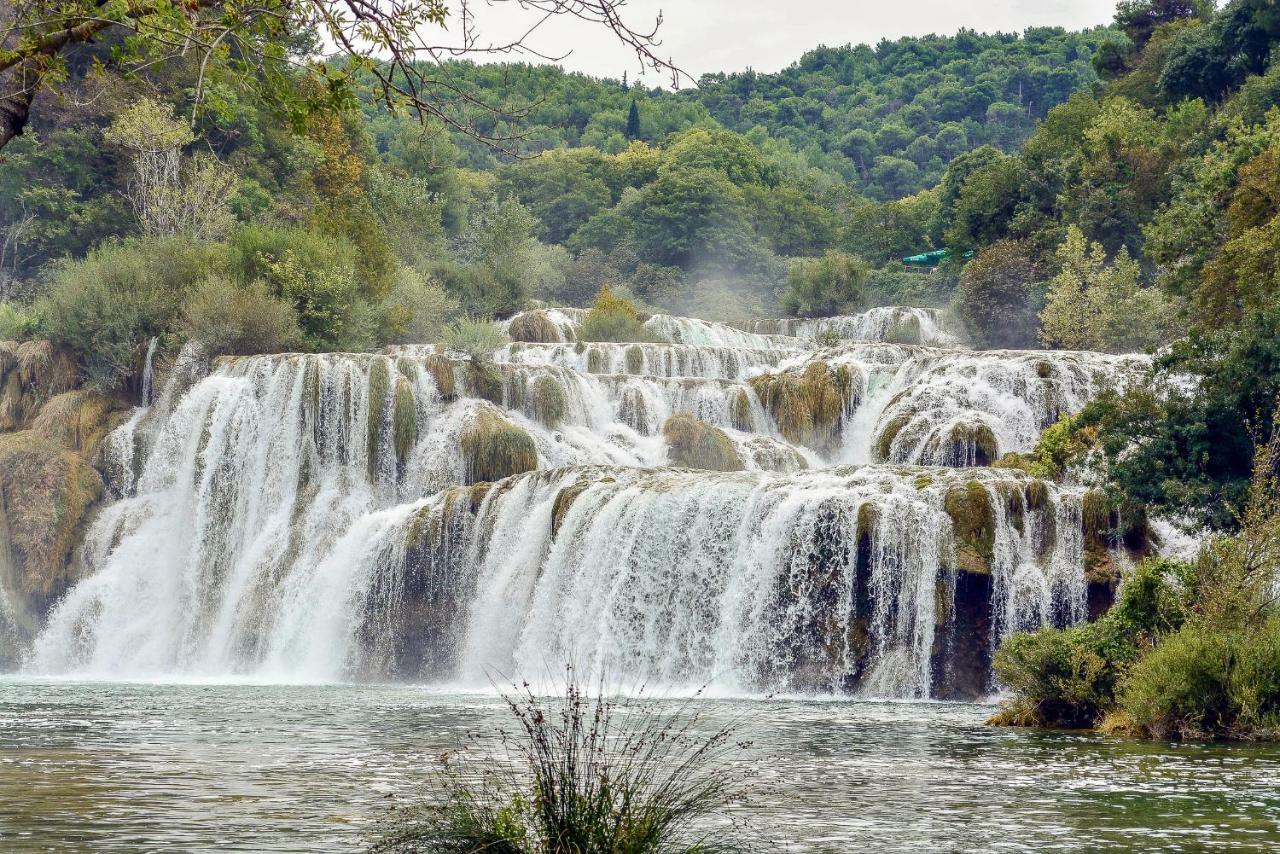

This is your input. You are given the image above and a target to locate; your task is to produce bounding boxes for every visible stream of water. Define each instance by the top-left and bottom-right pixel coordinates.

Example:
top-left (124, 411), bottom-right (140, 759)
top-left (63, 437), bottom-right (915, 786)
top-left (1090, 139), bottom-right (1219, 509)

top-left (3, 679), bottom-right (1279, 852)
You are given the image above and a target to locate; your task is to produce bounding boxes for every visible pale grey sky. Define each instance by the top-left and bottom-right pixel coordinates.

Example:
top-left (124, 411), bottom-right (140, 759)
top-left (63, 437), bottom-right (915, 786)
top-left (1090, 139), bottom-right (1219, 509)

top-left (459, 1), bottom-right (1120, 82)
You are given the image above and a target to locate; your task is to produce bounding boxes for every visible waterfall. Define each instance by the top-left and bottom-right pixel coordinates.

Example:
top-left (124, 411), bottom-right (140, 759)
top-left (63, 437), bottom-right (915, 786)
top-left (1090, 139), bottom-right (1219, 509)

top-left (24, 307), bottom-right (1146, 696)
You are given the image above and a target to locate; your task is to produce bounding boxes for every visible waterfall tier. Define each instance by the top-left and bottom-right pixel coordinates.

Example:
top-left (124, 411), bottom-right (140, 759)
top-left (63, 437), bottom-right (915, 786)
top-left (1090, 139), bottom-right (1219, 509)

top-left (22, 308), bottom-right (1147, 697)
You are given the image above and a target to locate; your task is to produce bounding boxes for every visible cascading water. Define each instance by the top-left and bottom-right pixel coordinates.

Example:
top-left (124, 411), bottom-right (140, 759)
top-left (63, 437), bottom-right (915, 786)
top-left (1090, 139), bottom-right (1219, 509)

top-left (25, 307), bottom-right (1146, 697)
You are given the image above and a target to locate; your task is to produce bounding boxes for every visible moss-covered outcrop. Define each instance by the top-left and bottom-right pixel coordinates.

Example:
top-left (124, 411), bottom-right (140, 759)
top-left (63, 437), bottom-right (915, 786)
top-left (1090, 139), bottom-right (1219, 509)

top-left (465, 359), bottom-right (504, 405)
top-left (1081, 489), bottom-right (1151, 585)
top-left (944, 481), bottom-right (996, 574)
top-left (0, 431), bottom-right (104, 627)
top-left (729, 388), bottom-right (753, 432)
top-left (884, 313), bottom-right (922, 345)
top-left (459, 407), bottom-right (538, 485)
top-left (529, 375), bottom-right (568, 427)
top-left (662, 413), bottom-right (744, 472)
top-left (423, 352), bottom-right (457, 401)
top-left (749, 361), bottom-right (858, 454)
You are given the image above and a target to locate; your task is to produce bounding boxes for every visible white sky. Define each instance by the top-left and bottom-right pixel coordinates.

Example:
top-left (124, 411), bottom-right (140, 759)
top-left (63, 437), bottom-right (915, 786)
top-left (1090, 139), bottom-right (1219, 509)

top-left (456, 1), bottom-right (1121, 83)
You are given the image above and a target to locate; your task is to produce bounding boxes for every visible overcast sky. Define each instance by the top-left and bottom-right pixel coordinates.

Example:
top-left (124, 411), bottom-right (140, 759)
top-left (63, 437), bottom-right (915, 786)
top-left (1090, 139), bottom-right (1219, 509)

top-left (459, 1), bottom-right (1120, 83)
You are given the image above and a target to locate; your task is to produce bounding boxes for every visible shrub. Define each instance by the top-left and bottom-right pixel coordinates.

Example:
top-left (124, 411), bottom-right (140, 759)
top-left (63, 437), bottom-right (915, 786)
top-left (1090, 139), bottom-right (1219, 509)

top-left (993, 559), bottom-right (1189, 729)
top-left (181, 276), bottom-right (302, 356)
top-left (372, 669), bottom-right (757, 854)
top-left (781, 250), bottom-right (868, 318)
top-left (0, 302), bottom-right (37, 340)
top-left (578, 287), bottom-right (655, 343)
top-left (380, 268), bottom-right (456, 345)
top-left (36, 237), bottom-right (230, 390)
top-left (951, 240), bottom-right (1041, 350)
top-left (441, 316), bottom-right (509, 361)
top-left (1118, 621), bottom-right (1238, 740)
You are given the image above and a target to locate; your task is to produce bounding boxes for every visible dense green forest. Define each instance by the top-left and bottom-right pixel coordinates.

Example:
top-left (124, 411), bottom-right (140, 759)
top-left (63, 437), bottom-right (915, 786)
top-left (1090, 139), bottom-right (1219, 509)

top-left (5, 0), bottom-right (1280, 740)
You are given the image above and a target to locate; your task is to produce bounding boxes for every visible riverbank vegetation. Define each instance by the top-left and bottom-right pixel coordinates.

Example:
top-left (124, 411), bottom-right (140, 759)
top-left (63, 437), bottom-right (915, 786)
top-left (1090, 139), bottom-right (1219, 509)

top-left (993, 429), bottom-right (1280, 740)
top-left (372, 672), bottom-right (756, 853)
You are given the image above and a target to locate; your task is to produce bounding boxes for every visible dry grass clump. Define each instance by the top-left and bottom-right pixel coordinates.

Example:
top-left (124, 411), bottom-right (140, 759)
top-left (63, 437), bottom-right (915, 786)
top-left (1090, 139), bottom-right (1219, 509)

top-left (0, 431), bottom-right (103, 603)
top-left (729, 388), bottom-right (753, 433)
top-left (508, 310), bottom-right (566, 344)
top-left (663, 413), bottom-right (744, 472)
top-left (748, 361), bottom-right (857, 454)
top-left (0, 340), bottom-right (80, 431)
top-left (393, 376), bottom-right (418, 462)
top-left (30, 390), bottom-right (128, 459)
top-left (423, 352), bottom-right (457, 401)
top-left (460, 407), bottom-right (538, 485)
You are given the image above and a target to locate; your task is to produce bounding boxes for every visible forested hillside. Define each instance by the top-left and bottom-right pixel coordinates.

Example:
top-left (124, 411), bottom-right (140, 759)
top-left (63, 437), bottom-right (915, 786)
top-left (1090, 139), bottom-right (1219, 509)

top-left (368, 27), bottom-right (1113, 199)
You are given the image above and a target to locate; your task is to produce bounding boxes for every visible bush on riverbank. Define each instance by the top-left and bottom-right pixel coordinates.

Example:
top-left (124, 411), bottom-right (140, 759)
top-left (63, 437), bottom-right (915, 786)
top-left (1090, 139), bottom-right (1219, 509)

top-left (372, 670), bottom-right (758, 853)
top-left (993, 430), bottom-right (1280, 740)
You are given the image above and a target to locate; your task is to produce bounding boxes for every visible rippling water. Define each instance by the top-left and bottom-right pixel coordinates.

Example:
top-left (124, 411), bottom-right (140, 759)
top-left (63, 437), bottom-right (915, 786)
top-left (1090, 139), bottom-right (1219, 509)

top-left (2, 679), bottom-right (1279, 851)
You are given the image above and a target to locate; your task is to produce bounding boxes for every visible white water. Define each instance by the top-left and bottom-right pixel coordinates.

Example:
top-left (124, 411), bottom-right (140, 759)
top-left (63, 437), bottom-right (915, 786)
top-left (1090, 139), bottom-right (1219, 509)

top-left (23, 307), bottom-right (1145, 696)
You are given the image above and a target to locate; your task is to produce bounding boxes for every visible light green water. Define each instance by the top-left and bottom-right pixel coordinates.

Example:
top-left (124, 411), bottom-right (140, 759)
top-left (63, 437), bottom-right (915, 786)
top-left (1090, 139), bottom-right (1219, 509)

top-left (2, 679), bottom-right (1279, 852)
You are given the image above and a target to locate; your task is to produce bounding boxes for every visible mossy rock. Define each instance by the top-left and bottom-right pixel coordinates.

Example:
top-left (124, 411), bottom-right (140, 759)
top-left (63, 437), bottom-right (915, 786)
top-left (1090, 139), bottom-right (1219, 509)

top-left (459, 408), bottom-right (538, 485)
top-left (423, 353), bottom-right (457, 401)
top-left (551, 482), bottom-right (592, 539)
top-left (662, 413), bottom-right (744, 472)
top-left (466, 359), bottom-right (504, 405)
top-left (0, 431), bottom-right (104, 611)
top-left (624, 345), bottom-right (644, 376)
top-left (944, 481), bottom-right (996, 574)
top-left (729, 388), bottom-right (753, 432)
top-left (508, 310), bottom-right (563, 343)
top-left (586, 348), bottom-right (607, 374)
top-left (618, 387), bottom-right (649, 435)
top-left (1035, 360), bottom-right (1053, 379)
top-left (874, 414), bottom-right (910, 462)
top-left (529, 375), bottom-right (567, 427)
top-left (30, 390), bottom-right (129, 460)
top-left (942, 422), bottom-right (998, 467)
top-left (914, 474), bottom-right (934, 490)
top-left (885, 313), bottom-right (922, 345)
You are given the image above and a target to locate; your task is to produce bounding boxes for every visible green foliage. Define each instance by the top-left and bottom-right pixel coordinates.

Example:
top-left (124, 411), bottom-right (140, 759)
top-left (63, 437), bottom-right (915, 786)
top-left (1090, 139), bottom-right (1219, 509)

top-left (180, 277), bottom-right (302, 356)
top-left (1040, 226), bottom-right (1177, 352)
top-left (380, 268), bottom-right (457, 345)
top-left (36, 237), bottom-right (230, 389)
top-left (578, 287), bottom-right (656, 343)
top-left (0, 303), bottom-right (37, 340)
top-left (993, 558), bottom-right (1189, 728)
top-left (951, 241), bottom-right (1041, 349)
top-left (373, 672), bottom-right (757, 854)
top-left (781, 251), bottom-right (869, 318)
top-left (663, 413), bottom-right (744, 472)
top-left (1074, 306), bottom-right (1280, 530)
top-left (441, 317), bottom-right (509, 361)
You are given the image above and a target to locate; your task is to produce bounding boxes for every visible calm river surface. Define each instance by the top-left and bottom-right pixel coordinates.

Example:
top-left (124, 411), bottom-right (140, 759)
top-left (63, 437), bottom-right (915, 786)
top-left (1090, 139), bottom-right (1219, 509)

top-left (3, 678), bottom-right (1280, 851)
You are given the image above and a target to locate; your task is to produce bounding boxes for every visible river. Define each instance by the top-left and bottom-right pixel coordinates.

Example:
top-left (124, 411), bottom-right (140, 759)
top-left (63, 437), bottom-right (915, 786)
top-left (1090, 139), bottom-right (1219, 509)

top-left (3, 679), bottom-right (1279, 851)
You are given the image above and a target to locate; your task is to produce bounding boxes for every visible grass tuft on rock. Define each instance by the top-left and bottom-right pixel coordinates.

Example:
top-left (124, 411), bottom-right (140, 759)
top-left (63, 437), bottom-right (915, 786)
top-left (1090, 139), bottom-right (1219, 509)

top-left (460, 407), bottom-right (538, 485)
top-left (30, 390), bottom-right (128, 459)
top-left (393, 376), bottom-right (418, 463)
top-left (507, 310), bottom-right (565, 343)
top-left (748, 360), bottom-right (856, 454)
top-left (662, 412), bottom-right (744, 472)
